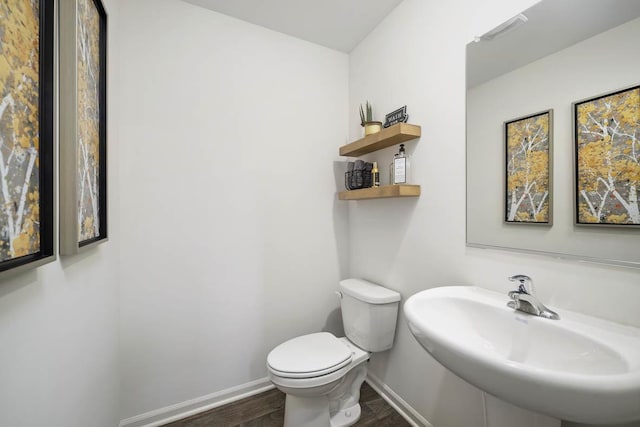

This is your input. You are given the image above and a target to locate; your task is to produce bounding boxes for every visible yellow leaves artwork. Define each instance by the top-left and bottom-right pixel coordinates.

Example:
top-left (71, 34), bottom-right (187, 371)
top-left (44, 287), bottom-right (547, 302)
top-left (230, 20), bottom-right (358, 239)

top-left (0, 0), bottom-right (41, 261)
top-left (575, 86), bottom-right (640, 225)
top-left (505, 111), bottom-right (551, 224)
top-left (77, 0), bottom-right (101, 241)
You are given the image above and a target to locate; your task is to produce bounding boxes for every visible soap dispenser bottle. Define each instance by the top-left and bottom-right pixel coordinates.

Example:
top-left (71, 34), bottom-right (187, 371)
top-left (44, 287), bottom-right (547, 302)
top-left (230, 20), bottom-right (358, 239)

top-left (393, 144), bottom-right (408, 184)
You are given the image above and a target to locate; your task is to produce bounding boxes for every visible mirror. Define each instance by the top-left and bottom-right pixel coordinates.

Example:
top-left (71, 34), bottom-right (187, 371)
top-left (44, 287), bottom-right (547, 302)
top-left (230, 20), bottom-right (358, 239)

top-left (466, 0), bottom-right (640, 267)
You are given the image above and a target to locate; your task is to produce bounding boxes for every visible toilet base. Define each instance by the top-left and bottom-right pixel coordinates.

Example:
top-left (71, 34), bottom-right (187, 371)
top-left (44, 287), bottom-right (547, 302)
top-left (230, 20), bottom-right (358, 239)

top-left (330, 403), bottom-right (361, 427)
top-left (281, 361), bottom-right (368, 427)
top-left (283, 394), bottom-right (331, 427)
top-left (282, 394), bottom-right (363, 427)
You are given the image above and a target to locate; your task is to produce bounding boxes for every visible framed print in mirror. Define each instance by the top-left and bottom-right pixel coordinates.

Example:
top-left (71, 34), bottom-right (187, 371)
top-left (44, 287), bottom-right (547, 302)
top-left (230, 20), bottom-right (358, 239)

top-left (60, 0), bottom-right (107, 254)
top-left (574, 85), bottom-right (639, 227)
top-left (504, 110), bottom-right (553, 225)
top-left (0, 0), bottom-right (55, 277)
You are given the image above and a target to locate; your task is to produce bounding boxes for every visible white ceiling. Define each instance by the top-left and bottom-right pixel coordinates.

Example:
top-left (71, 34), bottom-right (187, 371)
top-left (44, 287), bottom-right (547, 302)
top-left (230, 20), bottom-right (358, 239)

top-left (467, 0), bottom-right (640, 88)
top-left (181, 0), bottom-right (405, 52)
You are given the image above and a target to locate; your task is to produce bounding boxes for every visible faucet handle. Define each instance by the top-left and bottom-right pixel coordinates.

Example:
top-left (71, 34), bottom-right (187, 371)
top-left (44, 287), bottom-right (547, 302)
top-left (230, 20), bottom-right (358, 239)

top-left (508, 274), bottom-right (534, 294)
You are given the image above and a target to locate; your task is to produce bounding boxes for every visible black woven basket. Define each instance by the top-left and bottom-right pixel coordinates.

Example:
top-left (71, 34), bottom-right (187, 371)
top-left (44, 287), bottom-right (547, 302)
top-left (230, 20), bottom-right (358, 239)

top-left (345, 170), bottom-right (372, 190)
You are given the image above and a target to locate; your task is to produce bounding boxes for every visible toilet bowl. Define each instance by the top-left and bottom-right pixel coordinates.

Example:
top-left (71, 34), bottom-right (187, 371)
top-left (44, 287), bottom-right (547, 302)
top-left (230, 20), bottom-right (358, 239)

top-left (268, 334), bottom-right (369, 427)
top-left (267, 279), bottom-right (401, 427)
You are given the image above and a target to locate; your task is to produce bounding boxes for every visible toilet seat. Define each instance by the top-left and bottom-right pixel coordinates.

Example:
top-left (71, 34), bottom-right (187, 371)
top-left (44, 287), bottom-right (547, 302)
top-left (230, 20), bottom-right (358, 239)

top-left (268, 332), bottom-right (353, 379)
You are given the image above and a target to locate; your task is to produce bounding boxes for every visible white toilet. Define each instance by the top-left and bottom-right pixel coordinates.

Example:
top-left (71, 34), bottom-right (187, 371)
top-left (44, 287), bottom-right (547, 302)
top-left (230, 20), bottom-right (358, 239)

top-left (267, 278), bottom-right (401, 427)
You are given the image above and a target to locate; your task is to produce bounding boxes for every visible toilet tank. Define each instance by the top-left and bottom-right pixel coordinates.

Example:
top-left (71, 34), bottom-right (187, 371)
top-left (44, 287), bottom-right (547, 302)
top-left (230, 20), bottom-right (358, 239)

top-left (339, 279), bottom-right (401, 352)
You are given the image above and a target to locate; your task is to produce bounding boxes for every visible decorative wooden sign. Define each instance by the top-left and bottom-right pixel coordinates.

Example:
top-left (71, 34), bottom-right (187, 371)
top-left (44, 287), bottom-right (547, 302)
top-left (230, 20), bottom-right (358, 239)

top-left (383, 106), bottom-right (409, 128)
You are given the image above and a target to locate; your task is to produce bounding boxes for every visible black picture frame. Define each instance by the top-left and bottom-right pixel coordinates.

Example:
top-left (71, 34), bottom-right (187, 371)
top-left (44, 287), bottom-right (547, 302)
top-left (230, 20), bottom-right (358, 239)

top-left (503, 110), bottom-right (553, 225)
top-left (573, 84), bottom-right (640, 228)
top-left (60, 0), bottom-right (108, 254)
top-left (0, 0), bottom-right (55, 277)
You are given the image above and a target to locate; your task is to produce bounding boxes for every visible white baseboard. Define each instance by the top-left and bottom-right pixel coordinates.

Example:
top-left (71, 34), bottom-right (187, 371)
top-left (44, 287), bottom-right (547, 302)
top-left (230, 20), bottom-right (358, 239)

top-left (119, 377), bottom-right (274, 427)
top-left (365, 373), bottom-right (433, 427)
top-left (119, 373), bottom-right (431, 427)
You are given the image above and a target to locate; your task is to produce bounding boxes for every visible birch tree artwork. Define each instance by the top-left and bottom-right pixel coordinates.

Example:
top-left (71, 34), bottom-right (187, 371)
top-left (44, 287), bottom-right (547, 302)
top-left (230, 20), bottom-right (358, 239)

top-left (0, 0), bottom-right (41, 262)
top-left (575, 86), bottom-right (640, 226)
top-left (77, 0), bottom-right (100, 241)
top-left (505, 111), bottom-right (552, 224)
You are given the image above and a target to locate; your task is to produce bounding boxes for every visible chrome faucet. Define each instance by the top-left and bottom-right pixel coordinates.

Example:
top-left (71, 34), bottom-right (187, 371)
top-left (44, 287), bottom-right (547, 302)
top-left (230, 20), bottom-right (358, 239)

top-left (507, 275), bottom-right (560, 320)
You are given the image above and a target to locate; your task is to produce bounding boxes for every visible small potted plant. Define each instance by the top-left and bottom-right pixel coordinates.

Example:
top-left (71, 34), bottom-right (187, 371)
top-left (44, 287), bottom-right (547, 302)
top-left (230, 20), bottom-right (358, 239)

top-left (360, 101), bottom-right (382, 136)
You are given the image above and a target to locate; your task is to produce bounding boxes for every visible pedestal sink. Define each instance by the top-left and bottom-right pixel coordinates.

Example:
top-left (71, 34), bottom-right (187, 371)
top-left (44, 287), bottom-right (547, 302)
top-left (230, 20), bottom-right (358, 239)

top-left (404, 286), bottom-right (640, 425)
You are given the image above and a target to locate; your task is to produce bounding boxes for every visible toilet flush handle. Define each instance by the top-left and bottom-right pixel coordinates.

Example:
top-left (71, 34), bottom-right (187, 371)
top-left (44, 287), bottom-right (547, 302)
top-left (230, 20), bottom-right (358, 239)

top-left (335, 291), bottom-right (343, 299)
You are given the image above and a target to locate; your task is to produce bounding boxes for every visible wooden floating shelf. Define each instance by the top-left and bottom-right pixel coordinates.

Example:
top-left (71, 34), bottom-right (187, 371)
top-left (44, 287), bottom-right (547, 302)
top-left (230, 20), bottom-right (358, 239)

top-left (338, 185), bottom-right (421, 200)
top-left (339, 123), bottom-right (421, 157)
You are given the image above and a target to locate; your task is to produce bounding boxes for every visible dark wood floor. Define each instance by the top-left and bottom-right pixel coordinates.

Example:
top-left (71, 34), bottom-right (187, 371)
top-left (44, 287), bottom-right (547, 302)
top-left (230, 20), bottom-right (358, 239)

top-left (163, 382), bottom-right (412, 427)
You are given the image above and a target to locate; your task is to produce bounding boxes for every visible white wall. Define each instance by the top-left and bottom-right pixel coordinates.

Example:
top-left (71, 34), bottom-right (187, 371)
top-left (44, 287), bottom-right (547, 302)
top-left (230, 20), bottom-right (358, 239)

top-left (348, 0), bottom-right (640, 426)
top-left (117, 0), bottom-right (349, 419)
top-left (467, 17), bottom-right (640, 264)
top-left (0, 0), bottom-right (121, 426)
top-left (4, 0), bottom-right (634, 425)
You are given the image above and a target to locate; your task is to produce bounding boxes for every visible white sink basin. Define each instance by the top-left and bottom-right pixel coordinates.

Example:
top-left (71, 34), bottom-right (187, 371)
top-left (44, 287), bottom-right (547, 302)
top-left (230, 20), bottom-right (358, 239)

top-left (404, 286), bottom-right (640, 424)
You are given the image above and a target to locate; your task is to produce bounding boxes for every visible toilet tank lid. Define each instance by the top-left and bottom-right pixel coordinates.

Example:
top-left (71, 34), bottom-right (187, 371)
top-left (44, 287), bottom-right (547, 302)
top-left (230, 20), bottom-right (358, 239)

top-left (339, 279), bottom-right (401, 304)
